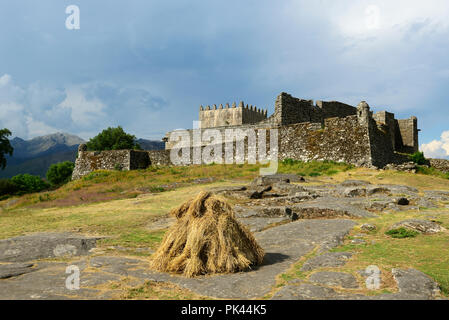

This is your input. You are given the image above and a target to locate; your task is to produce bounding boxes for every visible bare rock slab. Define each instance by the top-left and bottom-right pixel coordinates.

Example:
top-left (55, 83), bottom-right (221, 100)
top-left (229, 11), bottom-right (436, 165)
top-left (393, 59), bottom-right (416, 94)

top-left (392, 268), bottom-right (440, 298)
top-left (0, 263), bottom-right (36, 279)
top-left (308, 271), bottom-right (359, 288)
top-left (272, 283), bottom-right (365, 300)
top-left (0, 233), bottom-right (101, 262)
top-left (301, 252), bottom-right (352, 271)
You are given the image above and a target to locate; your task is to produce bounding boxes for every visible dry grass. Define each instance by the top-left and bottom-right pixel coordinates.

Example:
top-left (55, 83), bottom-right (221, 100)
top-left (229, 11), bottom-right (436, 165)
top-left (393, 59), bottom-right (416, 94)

top-left (0, 164), bottom-right (263, 210)
top-left (313, 167), bottom-right (449, 191)
top-left (0, 181), bottom-right (240, 245)
top-left (151, 191), bottom-right (264, 277)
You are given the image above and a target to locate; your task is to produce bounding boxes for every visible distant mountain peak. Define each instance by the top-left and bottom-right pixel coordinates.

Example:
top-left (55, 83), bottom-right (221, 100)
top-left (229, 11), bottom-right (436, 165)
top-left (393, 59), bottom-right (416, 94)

top-left (9, 132), bottom-right (85, 159)
top-left (28, 132), bottom-right (85, 146)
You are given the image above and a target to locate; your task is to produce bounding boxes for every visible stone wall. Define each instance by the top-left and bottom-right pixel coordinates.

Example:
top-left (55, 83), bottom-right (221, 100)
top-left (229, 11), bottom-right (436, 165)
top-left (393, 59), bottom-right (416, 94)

top-left (148, 150), bottom-right (171, 166)
top-left (164, 99), bottom-right (415, 169)
top-left (273, 93), bottom-right (322, 125)
top-left (429, 158), bottom-right (449, 173)
top-left (316, 100), bottom-right (357, 119)
top-left (373, 111), bottom-right (397, 151)
top-left (278, 116), bottom-right (373, 166)
top-left (164, 112), bottom-right (398, 168)
top-left (72, 148), bottom-right (130, 180)
top-left (71, 145), bottom-right (172, 180)
top-left (397, 117), bottom-right (419, 154)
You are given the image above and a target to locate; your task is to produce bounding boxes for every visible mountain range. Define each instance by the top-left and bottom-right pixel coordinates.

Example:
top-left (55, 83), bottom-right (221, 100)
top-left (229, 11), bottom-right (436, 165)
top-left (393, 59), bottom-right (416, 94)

top-left (0, 133), bottom-right (165, 179)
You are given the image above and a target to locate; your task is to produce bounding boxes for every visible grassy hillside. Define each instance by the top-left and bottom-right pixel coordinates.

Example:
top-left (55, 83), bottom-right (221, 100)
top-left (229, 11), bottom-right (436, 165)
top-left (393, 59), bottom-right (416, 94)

top-left (0, 161), bottom-right (354, 209)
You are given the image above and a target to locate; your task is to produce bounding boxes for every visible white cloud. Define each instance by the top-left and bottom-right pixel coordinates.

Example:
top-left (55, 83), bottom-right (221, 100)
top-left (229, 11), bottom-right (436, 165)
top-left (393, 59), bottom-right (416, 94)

top-left (0, 74), bottom-right (12, 87)
top-left (421, 130), bottom-right (449, 159)
top-left (25, 115), bottom-right (59, 138)
top-left (56, 87), bottom-right (107, 126)
top-left (0, 74), bottom-right (108, 139)
top-left (332, 0), bottom-right (449, 38)
top-left (0, 101), bottom-right (27, 138)
top-left (0, 73), bottom-right (167, 140)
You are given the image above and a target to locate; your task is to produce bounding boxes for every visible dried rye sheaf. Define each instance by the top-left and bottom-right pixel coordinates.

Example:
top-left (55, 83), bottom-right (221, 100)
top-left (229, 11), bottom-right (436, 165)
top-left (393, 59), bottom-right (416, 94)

top-left (150, 191), bottom-right (265, 277)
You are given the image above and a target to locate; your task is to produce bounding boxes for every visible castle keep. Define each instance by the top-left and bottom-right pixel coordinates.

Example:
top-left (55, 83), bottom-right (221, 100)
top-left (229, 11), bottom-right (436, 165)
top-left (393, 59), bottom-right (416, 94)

top-left (72, 92), bottom-right (420, 179)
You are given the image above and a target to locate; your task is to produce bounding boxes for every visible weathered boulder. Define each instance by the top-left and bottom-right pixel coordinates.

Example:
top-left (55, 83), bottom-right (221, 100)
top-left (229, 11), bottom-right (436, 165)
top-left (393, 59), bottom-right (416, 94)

top-left (366, 186), bottom-right (391, 196)
top-left (384, 162), bottom-right (418, 173)
top-left (248, 185), bottom-right (272, 199)
top-left (343, 187), bottom-right (367, 197)
top-left (251, 174), bottom-right (303, 186)
top-left (360, 223), bottom-right (376, 232)
top-left (392, 268), bottom-right (440, 298)
top-left (389, 219), bottom-right (446, 234)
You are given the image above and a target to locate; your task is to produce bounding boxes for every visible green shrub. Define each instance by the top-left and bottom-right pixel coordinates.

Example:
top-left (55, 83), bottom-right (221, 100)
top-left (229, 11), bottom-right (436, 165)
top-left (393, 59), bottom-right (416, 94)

top-left (409, 151), bottom-right (429, 165)
top-left (11, 174), bottom-right (49, 194)
top-left (46, 161), bottom-right (75, 186)
top-left (385, 227), bottom-right (419, 238)
top-left (0, 179), bottom-right (19, 196)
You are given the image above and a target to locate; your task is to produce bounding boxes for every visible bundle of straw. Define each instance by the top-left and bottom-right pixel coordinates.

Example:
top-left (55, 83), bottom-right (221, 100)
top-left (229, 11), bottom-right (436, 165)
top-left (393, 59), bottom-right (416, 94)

top-left (150, 191), bottom-right (265, 277)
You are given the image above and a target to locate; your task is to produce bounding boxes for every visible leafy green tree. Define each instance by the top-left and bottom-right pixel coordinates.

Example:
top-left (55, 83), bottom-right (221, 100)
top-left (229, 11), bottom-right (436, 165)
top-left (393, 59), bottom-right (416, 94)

top-left (86, 126), bottom-right (141, 151)
top-left (11, 174), bottom-right (49, 194)
top-left (46, 161), bottom-right (75, 186)
top-left (0, 179), bottom-right (19, 196)
top-left (0, 128), bottom-right (13, 170)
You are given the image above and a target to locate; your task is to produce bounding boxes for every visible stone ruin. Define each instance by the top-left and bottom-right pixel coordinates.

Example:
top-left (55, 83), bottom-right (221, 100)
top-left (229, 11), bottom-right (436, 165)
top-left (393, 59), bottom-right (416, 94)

top-left (164, 92), bottom-right (419, 168)
top-left (73, 91), bottom-right (446, 180)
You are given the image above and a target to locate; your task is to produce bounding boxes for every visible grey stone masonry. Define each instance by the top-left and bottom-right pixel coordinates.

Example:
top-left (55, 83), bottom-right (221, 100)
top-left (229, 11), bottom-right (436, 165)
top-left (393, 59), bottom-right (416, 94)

top-left (72, 92), bottom-right (429, 179)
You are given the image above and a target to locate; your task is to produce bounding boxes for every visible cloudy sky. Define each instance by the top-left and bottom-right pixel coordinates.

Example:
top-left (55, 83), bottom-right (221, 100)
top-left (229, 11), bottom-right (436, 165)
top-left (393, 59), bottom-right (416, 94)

top-left (0, 0), bottom-right (448, 158)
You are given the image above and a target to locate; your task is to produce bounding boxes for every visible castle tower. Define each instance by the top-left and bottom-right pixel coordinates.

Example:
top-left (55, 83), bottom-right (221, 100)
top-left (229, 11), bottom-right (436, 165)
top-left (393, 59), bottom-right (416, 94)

top-left (198, 99), bottom-right (268, 128)
top-left (356, 101), bottom-right (372, 126)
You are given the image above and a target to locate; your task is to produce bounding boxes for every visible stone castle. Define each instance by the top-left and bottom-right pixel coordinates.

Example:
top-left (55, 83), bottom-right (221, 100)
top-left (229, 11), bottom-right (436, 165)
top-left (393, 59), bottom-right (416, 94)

top-left (72, 92), bottom-right (422, 179)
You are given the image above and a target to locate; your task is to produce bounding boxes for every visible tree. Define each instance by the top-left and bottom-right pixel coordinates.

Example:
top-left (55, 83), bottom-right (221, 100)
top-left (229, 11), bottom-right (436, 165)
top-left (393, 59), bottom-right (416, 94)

top-left (86, 126), bottom-right (141, 151)
top-left (0, 128), bottom-right (13, 170)
top-left (11, 174), bottom-right (49, 194)
top-left (46, 161), bottom-right (75, 186)
top-left (0, 179), bottom-right (19, 197)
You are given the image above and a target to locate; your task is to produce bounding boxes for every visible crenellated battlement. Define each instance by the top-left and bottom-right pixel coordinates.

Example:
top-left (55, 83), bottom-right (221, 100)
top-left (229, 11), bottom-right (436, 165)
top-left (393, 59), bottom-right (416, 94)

top-left (199, 101), bottom-right (268, 128)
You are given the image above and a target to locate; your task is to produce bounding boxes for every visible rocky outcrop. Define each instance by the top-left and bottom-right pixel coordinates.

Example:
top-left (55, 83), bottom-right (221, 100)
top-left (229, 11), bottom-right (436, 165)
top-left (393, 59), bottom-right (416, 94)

top-left (0, 233), bottom-right (101, 262)
top-left (389, 219), bottom-right (446, 234)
